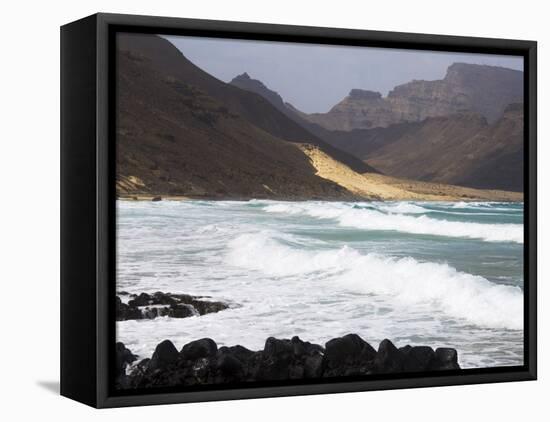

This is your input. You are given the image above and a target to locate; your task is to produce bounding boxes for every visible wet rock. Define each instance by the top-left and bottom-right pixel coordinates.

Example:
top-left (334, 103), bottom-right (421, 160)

top-left (325, 334), bottom-right (372, 364)
top-left (166, 304), bottom-right (195, 318)
top-left (264, 337), bottom-right (293, 357)
top-left (323, 334), bottom-right (376, 377)
top-left (257, 337), bottom-right (294, 380)
top-left (220, 345), bottom-right (255, 363)
top-left (149, 340), bottom-right (179, 371)
top-left (115, 342), bottom-right (137, 377)
top-left (401, 346), bottom-right (436, 372)
top-left (373, 339), bottom-right (404, 373)
top-left (189, 299), bottom-right (228, 315)
top-left (142, 307), bottom-right (158, 319)
top-left (217, 353), bottom-right (244, 377)
top-left (128, 292), bottom-right (153, 307)
top-left (120, 335), bottom-right (461, 389)
top-left (181, 338), bottom-right (218, 361)
top-left (431, 348), bottom-right (460, 370)
top-left (304, 354), bottom-right (324, 378)
top-left (115, 291), bottom-right (231, 321)
top-left (152, 196), bottom-right (162, 202)
top-left (152, 291), bottom-right (178, 306)
top-left (115, 296), bottom-right (142, 321)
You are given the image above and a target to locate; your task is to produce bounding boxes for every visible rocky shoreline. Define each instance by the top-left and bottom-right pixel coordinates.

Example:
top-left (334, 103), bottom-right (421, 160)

top-left (115, 334), bottom-right (461, 389)
top-left (116, 291), bottom-right (231, 321)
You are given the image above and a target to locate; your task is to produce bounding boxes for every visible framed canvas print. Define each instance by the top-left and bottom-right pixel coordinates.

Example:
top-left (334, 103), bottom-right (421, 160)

top-left (60, 13), bottom-right (537, 408)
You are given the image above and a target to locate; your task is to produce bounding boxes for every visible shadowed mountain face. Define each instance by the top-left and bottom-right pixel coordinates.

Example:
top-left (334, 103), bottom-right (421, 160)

top-left (230, 71), bottom-right (524, 193)
top-left (296, 63), bottom-right (523, 130)
top-left (117, 34), bottom-right (373, 176)
top-left (361, 105), bottom-right (524, 191)
top-left (115, 34), bottom-right (357, 200)
top-left (230, 72), bottom-right (382, 173)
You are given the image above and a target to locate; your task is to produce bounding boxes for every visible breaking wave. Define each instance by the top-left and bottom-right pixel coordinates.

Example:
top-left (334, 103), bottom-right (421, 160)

top-left (263, 202), bottom-right (523, 243)
top-left (225, 231), bottom-right (523, 330)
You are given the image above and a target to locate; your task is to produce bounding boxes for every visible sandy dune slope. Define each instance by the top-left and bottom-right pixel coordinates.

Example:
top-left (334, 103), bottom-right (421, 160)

top-left (297, 144), bottom-right (523, 202)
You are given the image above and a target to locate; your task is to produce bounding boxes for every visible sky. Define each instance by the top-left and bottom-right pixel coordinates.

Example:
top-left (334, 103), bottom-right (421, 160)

top-left (165, 35), bottom-right (524, 114)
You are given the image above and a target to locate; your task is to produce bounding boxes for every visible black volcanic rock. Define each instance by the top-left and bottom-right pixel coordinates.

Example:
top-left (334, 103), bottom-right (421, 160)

top-left (432, 348), bottom-right (460, 371)
top-left (216, 352), bottom-right (244, 377)
top-left (180, 338), bottom-right (218, 361)
top-left (115, 342), bottom-right (137, 378)
top-left (149, 340), bottom-right (179, 371)
top-left (323, 334), bottom-right (377, 377)
top-left (325, 333), bottom-right (375, 366)
top-left (373, 339), bottom-right (404, 373)
top-left (115, 292), bottom-right (231, 321)
top-left (400, 346), bottom-right (436, 372)
top-left (119, 335), bottom-right (461, 389)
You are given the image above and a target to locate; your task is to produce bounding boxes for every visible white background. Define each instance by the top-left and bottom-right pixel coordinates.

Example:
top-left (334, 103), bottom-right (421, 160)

top-left (1, 0), bottom-right (546, 419)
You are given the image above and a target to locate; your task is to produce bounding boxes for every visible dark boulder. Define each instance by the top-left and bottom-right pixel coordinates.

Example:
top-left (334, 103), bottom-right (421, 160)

top-left (181, 338), bottom-right (218, 361)
top-left (373, 339), bottom-right (404, 373)
top-left (116, 291), bottom-right (231, 321)
top-left (217, 353), bottom-right (244, 377)
top-left (219, 345), bottom-right (255, 363)
top-left (264, 337), bottom-right (293, 357)
top-left (128, 292), bottom-right (153, 307)
top-left (115, 342), bottom-right (137, 378)
top-left (304, 354), bottom-right (324, 378)
top-left (115, 296), bottom-right (143, 321)
top-left (401, 346), bottom-right (436, 372)
top-left (257, 337), bottom-right (294, 380)
top-left (431, 348), bottom-right (460, 370)
top-left (142, 307), bottom-right (158, 319)
top-left (323, 334), bottom-right (376, 377)
top-left (152, 196), bottom-right (162, 201)
top-left (167, 304), bottom-right (195, 318)
top-left (149, 340), bottom-right (179, 371)
top-left (325, 334), bottom-right (373, 365)
top-left (190, 299), bottom-right (228, 315)
top-left (152, 291), bottom-right (178, 306)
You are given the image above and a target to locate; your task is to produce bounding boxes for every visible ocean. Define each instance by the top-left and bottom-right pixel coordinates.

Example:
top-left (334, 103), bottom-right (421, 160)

top-left (116, 200), bottom-right (524, 369)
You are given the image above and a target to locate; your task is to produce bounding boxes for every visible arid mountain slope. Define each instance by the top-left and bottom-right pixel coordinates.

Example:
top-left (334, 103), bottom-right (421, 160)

top-left (116, 42), bottom-right (355, 200)
top-left (363, 105), bottom-right (524, 191)
top-left (117, 33), bottom-right (372, 175)
top-left (297, 63), bottom-right (523, 130)
top-left (230, 72), bottom-right (382, 173)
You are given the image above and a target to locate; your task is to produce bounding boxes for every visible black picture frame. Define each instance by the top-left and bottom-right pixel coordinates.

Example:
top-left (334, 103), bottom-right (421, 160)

top-left (60, 12), bottom-right (537, 408)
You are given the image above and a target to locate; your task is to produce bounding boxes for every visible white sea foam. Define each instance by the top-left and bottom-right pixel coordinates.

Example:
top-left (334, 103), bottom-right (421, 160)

top-left (376, 202), bottom-right (428, 214)
top-left (263, 202), bottom-right (523, 243)
top-left (225, 232), bottom-right (523, 330)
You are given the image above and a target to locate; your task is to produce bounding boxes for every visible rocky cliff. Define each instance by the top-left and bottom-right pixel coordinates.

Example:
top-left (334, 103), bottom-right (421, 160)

top-left (297, 63), bottom-right (523, 130)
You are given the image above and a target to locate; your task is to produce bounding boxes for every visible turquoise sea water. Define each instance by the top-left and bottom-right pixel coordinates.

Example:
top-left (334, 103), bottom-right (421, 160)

top-left (116, 200), bottom-right (524, 369)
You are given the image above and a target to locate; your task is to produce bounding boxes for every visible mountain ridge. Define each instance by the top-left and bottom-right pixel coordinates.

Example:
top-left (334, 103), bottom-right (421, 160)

top-left (296, 62), bottom-right (523, 131)
top-left (117, 34), bottom-right (374, 175)
top-left (229, 70), bottom-right (524, 192)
